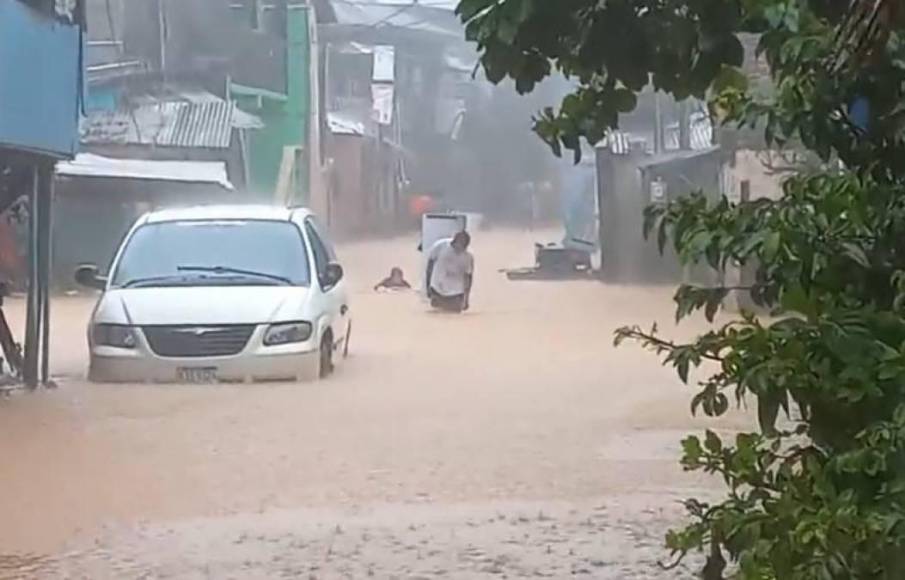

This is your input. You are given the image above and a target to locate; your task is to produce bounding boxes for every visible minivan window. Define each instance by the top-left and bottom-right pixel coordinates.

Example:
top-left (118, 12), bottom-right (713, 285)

top-left (111, 220), bottom-right (311, 288)
top-left (305, 221), bottom-right (330, 285)
top-left (307, 217), bottom-right (337, 260)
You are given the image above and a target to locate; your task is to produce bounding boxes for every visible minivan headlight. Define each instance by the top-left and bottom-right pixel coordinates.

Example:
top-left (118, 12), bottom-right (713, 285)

top-left (93, 324), bottom-right (137, 349)
top-left (263, 322), bottom-right (313, 346)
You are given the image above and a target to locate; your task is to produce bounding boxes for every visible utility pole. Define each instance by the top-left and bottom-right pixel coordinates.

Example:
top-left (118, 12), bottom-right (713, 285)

top-left (653, 91), bottom-right (664, 154)
top-left (157, 0), bottom-right (167, 75)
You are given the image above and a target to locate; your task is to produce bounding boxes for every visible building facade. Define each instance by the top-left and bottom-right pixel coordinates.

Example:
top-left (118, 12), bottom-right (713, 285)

top-left (0, 0), bottom-right (86, 385)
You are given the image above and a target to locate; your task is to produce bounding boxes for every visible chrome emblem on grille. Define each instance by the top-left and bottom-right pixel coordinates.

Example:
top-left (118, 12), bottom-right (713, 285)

top-left (176, 327), bottom-right (228, 337)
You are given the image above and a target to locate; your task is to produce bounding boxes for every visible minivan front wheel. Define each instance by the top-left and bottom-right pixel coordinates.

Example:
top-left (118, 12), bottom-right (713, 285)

top-left (319, 331), bottom-right (334, 379)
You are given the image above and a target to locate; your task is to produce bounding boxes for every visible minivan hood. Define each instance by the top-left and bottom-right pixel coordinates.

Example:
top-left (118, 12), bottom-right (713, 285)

top-left (95, 286), bottom-right (312, 326)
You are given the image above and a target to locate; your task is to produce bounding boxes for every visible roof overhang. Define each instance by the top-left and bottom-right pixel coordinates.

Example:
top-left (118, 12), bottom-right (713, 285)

top-left (55, 153), bottom-right (234, 190)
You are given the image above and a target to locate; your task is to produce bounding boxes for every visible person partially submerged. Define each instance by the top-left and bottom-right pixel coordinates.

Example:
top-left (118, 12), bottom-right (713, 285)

top-left (374, 267), bottom-right (412, 291)
top-left (426, 231), bottom-right (474, 313)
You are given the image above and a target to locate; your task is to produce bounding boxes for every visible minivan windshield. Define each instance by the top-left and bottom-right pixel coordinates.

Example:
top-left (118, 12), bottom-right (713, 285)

top-left (111, 220), bottom-right (311, 288)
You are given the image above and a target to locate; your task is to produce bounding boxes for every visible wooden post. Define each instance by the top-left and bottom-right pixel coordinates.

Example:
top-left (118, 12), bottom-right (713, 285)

top-left (21, 160), bottom-right (55, 387)
top-left (23, 164), bottom-right (39, 388)
top-left (38, 163), bottom-right (53, 385)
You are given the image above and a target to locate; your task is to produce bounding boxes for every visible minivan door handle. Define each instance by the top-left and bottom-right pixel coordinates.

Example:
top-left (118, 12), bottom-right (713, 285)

top-left (340, 304), bottom-right (349, 316)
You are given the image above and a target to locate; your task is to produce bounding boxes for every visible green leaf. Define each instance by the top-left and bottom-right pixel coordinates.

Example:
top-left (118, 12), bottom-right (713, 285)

top-left (722, 36), bottom-right (745, 68)
top-left (780, 285), bottom-right (816, 318)
top-left (841, 242), bottom-right (870, 268)
top-left (709, 242), bottom-right (726, 274)
top-left (762, 231), bottom-right (781, 262)
top-left (684, 231), bottom-right (714, 263)
top-left (496, 16), bottom-right (519, 44)
top-left (757, 392), bottom-right (783, 436)
top-left (455, 0), bottom-right (491, 21)
top-left (677, 357), bottom-right (691, 384)
top-left (704, 430), bottom-right (723, 454)
top-left (658, 218), bottom-right (669, 254)
top-left (691, 390), bottom-right (706, 416)
top-left (610, 88), bottom-right (638, 113)
top-left (713, 393), bottom-right (729, 416)
top-left (705, 288), bottom-right (729, 322)
top-left (642, 207), bottom-right (658, 240)
top-left (681, 435), bottom-right (704, 465)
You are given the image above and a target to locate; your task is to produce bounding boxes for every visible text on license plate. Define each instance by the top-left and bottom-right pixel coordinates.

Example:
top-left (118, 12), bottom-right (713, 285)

top-left (177, 367), bottom-right (218, 383)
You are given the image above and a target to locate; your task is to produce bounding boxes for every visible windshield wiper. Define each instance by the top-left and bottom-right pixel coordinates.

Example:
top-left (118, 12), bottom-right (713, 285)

top-left (121, 274), bottom-right (191, 289)
top-left (177, 265), bottom-right (292, 286)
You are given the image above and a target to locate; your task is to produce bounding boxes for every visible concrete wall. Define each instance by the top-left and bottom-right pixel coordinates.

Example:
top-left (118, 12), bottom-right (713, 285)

top-left (723, 148), bottom-right (788, 311)
top-left (728, 149), bottom-right (786, 202)
top-left (596, 148), bottom-right (724, 285)
top-left (596, 143), bottom-right (788, 314)
top-left (306, 5), bottom-right (329, 219)
top-left (234, 5), bottom-right (312, 200)
top-left (52, 176), bottom-right (239, 289)
top-left (328, 135), bottom-right (368, 237)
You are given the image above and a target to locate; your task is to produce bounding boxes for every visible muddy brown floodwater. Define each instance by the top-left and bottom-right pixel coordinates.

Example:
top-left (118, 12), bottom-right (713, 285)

top-left (0, 229), bottom-right (753, 579)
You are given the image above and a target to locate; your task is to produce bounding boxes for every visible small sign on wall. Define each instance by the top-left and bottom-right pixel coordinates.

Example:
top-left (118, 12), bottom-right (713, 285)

top-left (722, 164), bottom-right (740, 204)
top-left (371, 84), bottom-right (394, 125)
top-left (650, 178), bottom-right (667, 205)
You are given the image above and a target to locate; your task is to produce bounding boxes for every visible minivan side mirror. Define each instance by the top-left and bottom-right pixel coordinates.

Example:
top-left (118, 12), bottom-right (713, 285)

top-left (75, 264), bottom-right (107, 291)
top-left (323, 262), bottom-right (344, 288)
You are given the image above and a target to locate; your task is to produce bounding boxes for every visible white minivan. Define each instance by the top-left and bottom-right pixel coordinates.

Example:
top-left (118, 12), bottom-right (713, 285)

top-left (77, 205), bottom-right (351, 383)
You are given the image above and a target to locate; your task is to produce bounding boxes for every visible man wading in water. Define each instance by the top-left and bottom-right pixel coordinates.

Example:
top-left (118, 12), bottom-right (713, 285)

top-left (426, 231), bottom-right (474, 313)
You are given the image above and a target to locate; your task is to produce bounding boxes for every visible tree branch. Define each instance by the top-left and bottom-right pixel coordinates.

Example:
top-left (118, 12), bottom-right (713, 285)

top-left (619, 328), bottom-right (725, 363)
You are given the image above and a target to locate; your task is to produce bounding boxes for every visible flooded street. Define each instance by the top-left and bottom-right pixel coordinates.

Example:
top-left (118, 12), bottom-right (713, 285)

top-left (0, 229), bottom-right (751, 578)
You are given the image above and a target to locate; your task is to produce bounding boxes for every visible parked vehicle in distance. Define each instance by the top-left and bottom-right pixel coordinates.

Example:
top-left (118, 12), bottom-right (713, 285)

top-left (76, 205), bottom-right (351, 383)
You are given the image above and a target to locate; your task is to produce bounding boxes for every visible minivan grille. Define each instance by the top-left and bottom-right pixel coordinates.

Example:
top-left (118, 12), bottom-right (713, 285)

top-left (142, 325), bottom-right (255, 358)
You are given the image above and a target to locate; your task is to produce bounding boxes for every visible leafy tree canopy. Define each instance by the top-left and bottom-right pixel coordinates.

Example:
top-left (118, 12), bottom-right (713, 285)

top-left (459, 1), bottom-right (905, 578)
top-left (458, 0), bottom-right (904, 175)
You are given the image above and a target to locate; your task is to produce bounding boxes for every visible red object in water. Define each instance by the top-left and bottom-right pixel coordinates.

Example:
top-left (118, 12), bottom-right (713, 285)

top-left (408, 195), bottom-right (434, 217)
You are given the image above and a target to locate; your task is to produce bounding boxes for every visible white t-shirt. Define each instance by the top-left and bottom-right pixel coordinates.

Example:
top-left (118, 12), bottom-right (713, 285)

top-left (428, 238), bottom-right (474, 297)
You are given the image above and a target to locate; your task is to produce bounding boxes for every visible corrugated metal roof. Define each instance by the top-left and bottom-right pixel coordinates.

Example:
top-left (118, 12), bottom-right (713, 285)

top-left (344, 0), bottom-right (457, 8)
top-left (158, 101), bottom-right (234, 149)
top-left (665, 114), bottom-right (714, 151)
top-left (604, 113), bottom-right (714, 156)
top-left (81, 101), bottom-right (237, 149)
top-left (174, 89), bottom-right (265, 129)
top-left (330, 0), bottom-right (462, 36)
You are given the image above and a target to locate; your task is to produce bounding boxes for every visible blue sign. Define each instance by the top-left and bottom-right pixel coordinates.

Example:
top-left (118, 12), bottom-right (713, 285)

top-left (0, 1), bottom-right (83, 158)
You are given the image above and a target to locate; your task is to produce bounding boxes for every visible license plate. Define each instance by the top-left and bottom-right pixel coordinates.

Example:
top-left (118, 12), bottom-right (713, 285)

top-left (176, 367), bottom-right (218, 384)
